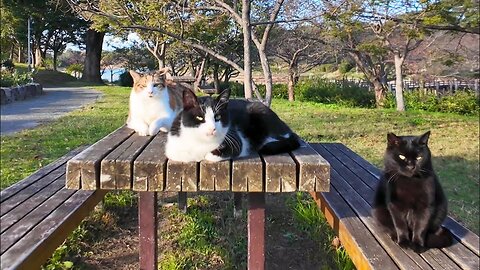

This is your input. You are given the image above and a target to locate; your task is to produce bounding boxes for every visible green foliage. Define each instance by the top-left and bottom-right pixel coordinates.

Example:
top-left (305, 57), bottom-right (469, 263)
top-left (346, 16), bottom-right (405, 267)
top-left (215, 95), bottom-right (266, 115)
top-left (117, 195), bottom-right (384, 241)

top-left (0, 69), bottom-right (33, 87)
top-left (65, 63), bottom-right (83, 78)
top-left (384, 90), bottom-right (479, 115)
top-left (338, 59), bottom-right (354, 74)
top-left (295, 78), bottom-right (376, 108)
top-left (118, 71), bottom-right (133, 87)
top-left (1, 59), bottom-right (15, 72)
top-left (318, 64), bottom-right (336, 73)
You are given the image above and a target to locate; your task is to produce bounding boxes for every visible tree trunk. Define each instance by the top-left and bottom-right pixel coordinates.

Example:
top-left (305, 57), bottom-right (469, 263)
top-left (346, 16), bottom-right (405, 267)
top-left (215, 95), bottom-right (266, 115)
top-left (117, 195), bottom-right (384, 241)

top-left (53, 49), bottom-right (58, 71)
top-left (213, 63), bottom-right (220, 93)
top-left (194, 57), bottom-right (207, 91)
top-left (242, 0), bottom-right (253, 99)
top-left (82, 29), bottom-right (105, 83)
top-left (394, 53), bottom-right (405, 112)
top-left (17, 45), bottom-right (23, 63)
top-left (35, 46), bottom-right (42, 68)
top-left (158, 43), bottom-right (166, 69)
top-left (257, 47), bottom-right (273, 106)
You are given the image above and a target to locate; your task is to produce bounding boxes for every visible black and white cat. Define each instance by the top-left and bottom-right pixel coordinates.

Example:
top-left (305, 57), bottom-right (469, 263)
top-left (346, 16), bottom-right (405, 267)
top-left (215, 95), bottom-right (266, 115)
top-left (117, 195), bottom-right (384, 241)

top-left (372, 131), bottom-right (453, 253)
top-left (165, 89), bottom-right (300, 162)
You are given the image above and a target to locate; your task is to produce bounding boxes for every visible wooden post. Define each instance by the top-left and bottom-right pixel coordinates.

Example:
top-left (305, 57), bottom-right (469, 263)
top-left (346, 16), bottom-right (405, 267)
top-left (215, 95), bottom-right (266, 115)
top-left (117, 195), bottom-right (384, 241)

top-left (248, 192), bottom-right (265, 270)
top-left (139, 192), bottom-right (158, 270)
top-left (178, 192), bottom-right (187, 213)
top-left (233, 192), bottom-right (243, 218)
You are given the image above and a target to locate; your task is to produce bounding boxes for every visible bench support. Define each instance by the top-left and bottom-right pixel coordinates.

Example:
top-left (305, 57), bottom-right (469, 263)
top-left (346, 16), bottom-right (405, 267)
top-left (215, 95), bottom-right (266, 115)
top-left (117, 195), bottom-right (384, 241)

top-left (139, 192), bottom-right (158, 270)
top-left (178, 191), bottom-right (187, 213)
top-left (248, 192), bottom-right (265, 270)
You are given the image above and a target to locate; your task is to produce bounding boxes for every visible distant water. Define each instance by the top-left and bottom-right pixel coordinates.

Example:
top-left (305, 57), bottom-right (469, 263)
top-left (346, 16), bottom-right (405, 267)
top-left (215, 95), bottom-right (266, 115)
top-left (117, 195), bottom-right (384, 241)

top-left (102, 68), bottom-right (125, 82)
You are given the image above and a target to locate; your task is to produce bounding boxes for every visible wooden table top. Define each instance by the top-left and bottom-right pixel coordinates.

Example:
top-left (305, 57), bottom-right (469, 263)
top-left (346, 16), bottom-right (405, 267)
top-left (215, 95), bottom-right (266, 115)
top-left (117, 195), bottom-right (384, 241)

top-left (66, 126), bottom-right (330, 192)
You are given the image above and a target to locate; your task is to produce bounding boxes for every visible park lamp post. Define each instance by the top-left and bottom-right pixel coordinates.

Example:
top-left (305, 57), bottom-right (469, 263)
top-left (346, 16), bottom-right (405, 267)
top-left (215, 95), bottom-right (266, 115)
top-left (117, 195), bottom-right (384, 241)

top-left (27, 16), bottom-right (33, 73)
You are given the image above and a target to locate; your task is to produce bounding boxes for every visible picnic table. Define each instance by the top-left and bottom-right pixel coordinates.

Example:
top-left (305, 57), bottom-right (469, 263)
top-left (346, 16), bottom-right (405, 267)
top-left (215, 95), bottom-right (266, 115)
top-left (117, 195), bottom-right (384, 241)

top-left (65, 126), bottom-right (330, 269)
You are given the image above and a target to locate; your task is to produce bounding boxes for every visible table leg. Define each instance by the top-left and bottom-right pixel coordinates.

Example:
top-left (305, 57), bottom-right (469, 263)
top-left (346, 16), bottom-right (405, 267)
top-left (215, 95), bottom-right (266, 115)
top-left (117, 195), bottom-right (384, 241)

top-left (248, 192), bottom-right (265, 270)
top-left (233, 192), bottom-right (242, 218)
top-left (139, 192), bottom-right (158, 270)
top-left (178, 191), bottom-right (187, 213)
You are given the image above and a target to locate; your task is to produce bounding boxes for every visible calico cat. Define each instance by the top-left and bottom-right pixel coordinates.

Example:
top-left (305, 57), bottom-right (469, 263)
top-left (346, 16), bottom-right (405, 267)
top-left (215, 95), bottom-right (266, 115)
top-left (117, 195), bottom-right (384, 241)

top-left (127, 69), bottom-right (183, 136)
top-left (165, 88), bottom-right (300, 162)
top-left (372, 131), bottom-right (453, 253)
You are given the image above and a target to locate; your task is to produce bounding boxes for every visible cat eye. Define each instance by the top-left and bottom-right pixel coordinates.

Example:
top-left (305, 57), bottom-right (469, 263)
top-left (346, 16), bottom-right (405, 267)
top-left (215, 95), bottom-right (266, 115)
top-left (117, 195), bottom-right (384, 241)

top-left (398, 155), bottom-right (406, 160)
top-left (215, 115), bottom-right (221, 121)
top-left (196, 116), bottom-right (204, 121)
top-left (416, 156), bottom-right (422, 160)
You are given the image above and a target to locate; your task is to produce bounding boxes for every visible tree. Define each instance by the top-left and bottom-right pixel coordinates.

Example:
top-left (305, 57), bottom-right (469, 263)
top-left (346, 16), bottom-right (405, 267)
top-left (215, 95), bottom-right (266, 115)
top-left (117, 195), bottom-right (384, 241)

top-left (82, 29), bottom-right (105, 83)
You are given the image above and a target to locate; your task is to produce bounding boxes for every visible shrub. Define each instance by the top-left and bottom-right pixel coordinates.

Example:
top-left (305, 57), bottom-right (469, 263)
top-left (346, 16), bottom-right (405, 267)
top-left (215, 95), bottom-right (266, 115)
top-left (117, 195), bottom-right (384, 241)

top-left (385, 90), bottom-right (479, 115)
top-left (66, 64), bottom-right (83, 78)
top-left (318, 64), bottom-right (336, 73)
top-left (0, 70), bottom-right (33, 87)
top-left (118, 71), bottom-right (133, 87)
top-left (338, 60), bottom-right (354, 74)
top-left (1, 59), bottom-right (15, 72)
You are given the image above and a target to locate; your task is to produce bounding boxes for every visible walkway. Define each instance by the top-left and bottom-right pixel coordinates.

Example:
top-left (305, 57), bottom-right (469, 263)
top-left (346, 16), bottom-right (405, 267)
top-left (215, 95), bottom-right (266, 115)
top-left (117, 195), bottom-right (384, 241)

top-left (0, 87), bottom-right (102, 135)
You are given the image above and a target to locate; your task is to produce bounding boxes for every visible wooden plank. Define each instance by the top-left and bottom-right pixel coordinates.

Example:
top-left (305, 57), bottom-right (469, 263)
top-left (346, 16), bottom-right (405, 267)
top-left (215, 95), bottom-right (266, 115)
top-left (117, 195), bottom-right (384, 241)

top-left (166, 161), bottom-right (197, 191)
top-left (0, 190), bottom-right (106, 269)
top-left (420, 248), bottom-right (461, 269)
top-left (0, 167), bottom-right (65, 217)
top-left (66, 125), bottom-right (134, 189)
top-left (133, 133), bottom-right (168, 191)
top-left (441, 239), bottom-right (479, 270)
top-left (291, 142), bottom-right (330, 192)
top-left (138, 192), bottom-right (158, 270)
top-left (0, 178), bottom-right (64, 234)
top-left (443, 217), bottom-right (480, 256)
top-left (262, 153), bottom-right (296, 192)
top-left (248, 193), bottom-right (265, 270)
top-left (313, 144), bottom-right (433, 270)
top-left (310, 190), bottom-right (400, 270)
top-left (100, 133), bottom-right (153, 189)
top-left (199, 160), bottom-right (230, 191)
top-left (333, 143), bottom-right (382, 178)
top-left (0, 147), bottom-right (84, 203)
top-left (232, 154), bottom-right (263, 192)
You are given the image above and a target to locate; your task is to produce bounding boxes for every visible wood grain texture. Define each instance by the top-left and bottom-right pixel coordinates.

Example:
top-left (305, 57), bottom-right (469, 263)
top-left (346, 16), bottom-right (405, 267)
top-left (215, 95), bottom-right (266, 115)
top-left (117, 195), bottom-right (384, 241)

top-left (66, 126), bottom-right (134, 189)
top-left (199, 160), bottom-right (230, 191)
top-left (138, 192), bottom-right (158, 270)
top-left (441, 239), bottom-right (479, 270)
top-left (291, 142), bottom-right (330, 192)
top-left (0, 190), bottom-right (106, 270)
top-left (133, 133), bottom-right (168, 191)
top-left (166, 161), bottom-right (198, 191)
top-left (232, 154), bottom-right (263, 192)
top-left (100, 133), bottom-right (153, 189)
top-left (248, 193), bottom-right (265, 270)
top-left (262, 153), bottom-right (296, 192)
top-left (1, 147), bottom-right (84, 203)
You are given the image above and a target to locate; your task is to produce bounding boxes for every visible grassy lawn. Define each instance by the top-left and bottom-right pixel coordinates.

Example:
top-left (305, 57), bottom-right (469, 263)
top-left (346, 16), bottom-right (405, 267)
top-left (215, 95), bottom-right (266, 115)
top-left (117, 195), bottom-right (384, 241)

top-left (1, 83), bottom-right (478, 268)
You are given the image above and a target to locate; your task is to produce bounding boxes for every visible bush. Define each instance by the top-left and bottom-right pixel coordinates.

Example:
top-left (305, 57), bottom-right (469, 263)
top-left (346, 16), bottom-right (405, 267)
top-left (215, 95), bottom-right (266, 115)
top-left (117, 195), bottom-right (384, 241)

top-left (295, 78), bottom-right (375, 108)
top-left (66, 63), bottom-right (83, 78)
top-left (384, 90), bottom-right (479, 115)
top-left (0, 70), bottom-right (33, 87)
top-left (118, 71), bottom-right (133, 87)
top-left (318, 64), bottom-right (335, 73)
top-left (1, 59), bottom-right (15, 72)
top-left (338, 60), bottom-right (354, 74)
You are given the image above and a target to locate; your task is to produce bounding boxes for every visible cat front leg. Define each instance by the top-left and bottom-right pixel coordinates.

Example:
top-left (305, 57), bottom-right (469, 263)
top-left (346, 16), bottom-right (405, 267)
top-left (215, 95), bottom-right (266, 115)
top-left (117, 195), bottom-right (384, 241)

top-left (128, 120), bottom-right (150, 136)
top-left (388, 203), bottom-right (410, 248)
top-left (411, 209), bottom-right (431, 253)
top-left (149, 117), bottom-right (170, 135)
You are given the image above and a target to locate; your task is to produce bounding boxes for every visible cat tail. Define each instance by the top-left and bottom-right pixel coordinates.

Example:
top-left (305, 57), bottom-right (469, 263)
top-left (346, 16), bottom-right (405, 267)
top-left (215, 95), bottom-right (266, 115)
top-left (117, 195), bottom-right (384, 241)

top-left (259, 134), bottom-right (300, 155)
top-left (426, 226), bottom-right (454, 248)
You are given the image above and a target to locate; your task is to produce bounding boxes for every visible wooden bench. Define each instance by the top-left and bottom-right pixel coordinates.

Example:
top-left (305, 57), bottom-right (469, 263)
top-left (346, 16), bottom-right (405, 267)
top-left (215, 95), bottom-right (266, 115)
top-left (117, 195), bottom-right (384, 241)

top-left (65, 125), bottom-right (330, 270)
top-left (309, 143), bottom-right (479, 270)
top-left (0, 148), bottom-right (106, 270)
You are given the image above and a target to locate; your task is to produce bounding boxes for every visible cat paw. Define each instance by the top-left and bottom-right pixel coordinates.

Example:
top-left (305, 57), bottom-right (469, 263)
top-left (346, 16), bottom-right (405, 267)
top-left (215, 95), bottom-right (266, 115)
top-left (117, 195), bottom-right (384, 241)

top-left (397, 236), bottom-right (410, 248)
top-left (204, 152), bottom-right (224, 162)
top-left (410, 243), bottom-right (427, 253)
top-left (136, 129), bottom-right (149, 136)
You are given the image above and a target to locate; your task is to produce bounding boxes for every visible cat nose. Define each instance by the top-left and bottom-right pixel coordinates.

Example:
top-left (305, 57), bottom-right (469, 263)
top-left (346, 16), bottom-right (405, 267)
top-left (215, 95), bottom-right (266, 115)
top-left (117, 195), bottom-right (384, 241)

top-left (406, 165), bottom-right (415, 170)
top-left (208, 128), bottom-right (216, 135)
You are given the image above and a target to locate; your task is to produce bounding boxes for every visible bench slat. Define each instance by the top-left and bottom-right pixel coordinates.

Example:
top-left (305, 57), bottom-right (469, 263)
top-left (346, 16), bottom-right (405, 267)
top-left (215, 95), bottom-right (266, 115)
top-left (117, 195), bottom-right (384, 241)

top-left (0, 178), bottom-right (65, 233)
top-left (328, 143), bottom-right (480, 259)
top-left (420, 248), bottom-right (462, 269)
top-left (133, 133), bottom-right (168, 191)
top-left (314, 144), bottom-right (434, 270)
top-left (100, 133), bottom-right (153, 189)
top-left (232, 154), bottom-right (263, 192)
top-left (291, 142), bottom-right (330, 191)
top-left (441, 239), bottom-right (479, 270)
top-left (0, 166), bottom-right (66, 217)
top-left (0, 148), bottom-right (83, 202)
top-left (312, 190), bottom-right (399, 270)
top-left (200, 160), bottom-right (230, 191)
top-left (262, 153), bottom-right (296, 192)
top-left (0, 189), bottom-right (106, 270)
top-left (66, 125), bottom-right (134, 189)
top-left (167, 161), bottom-right (198, 191)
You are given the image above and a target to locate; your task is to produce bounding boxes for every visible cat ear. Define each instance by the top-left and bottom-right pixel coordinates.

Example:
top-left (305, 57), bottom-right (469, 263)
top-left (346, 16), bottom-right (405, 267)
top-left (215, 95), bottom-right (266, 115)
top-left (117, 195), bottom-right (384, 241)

top-left (129, 70), bottom-right (141, 82)
top-left (387, 133), bottom-right (401, 146)
top-left (418, 131), bottom-right (431, 145)
top-left (183, 89), bottom-right (199, 110)
top-left (215, 88), bottom-right (230, 110)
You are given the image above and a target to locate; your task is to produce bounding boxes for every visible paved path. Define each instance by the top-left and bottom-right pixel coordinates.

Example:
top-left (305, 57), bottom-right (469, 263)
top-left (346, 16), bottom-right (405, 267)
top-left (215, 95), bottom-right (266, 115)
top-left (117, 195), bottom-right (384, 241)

top-left (0, 87), bottom-right (102, 135)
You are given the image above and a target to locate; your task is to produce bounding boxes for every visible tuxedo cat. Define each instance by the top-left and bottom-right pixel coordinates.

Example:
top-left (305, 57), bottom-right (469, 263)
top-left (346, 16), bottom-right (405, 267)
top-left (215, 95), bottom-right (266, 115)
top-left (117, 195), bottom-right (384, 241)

top-left (372, 131), bottom-right (453, 253)
top-left (127, 69), bottom-right (183, 136)
top-left (165, 88), bottom-right (300, 162)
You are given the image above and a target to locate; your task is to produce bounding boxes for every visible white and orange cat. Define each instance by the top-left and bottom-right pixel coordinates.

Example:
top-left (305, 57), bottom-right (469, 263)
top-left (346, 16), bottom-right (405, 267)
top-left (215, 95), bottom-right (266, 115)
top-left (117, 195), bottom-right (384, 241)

top-left (127, 69), bottom-right (183, 136)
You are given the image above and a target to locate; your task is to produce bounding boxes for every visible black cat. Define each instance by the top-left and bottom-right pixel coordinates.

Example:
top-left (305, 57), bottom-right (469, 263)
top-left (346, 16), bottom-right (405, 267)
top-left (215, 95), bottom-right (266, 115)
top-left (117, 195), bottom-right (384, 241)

top-left (165, 88), bottom-right (300, 162)
top-left (372, 131), bottom-right (453, 253)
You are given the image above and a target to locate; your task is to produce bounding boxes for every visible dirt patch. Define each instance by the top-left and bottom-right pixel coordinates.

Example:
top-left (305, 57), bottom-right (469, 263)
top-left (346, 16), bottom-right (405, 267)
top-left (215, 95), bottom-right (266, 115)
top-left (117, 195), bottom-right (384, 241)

top-left (72, 193), bottom-right (336, 269)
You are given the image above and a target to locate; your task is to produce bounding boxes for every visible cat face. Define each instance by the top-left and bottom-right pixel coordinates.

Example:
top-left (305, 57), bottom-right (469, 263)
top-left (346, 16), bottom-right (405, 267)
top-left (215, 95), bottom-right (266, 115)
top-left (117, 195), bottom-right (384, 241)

top-left (130, 69), bottom-right (169, 98)
top-left (384, 131), bottom-right (431, 177)
top-left (179, 89), bottom-right (230, 141)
